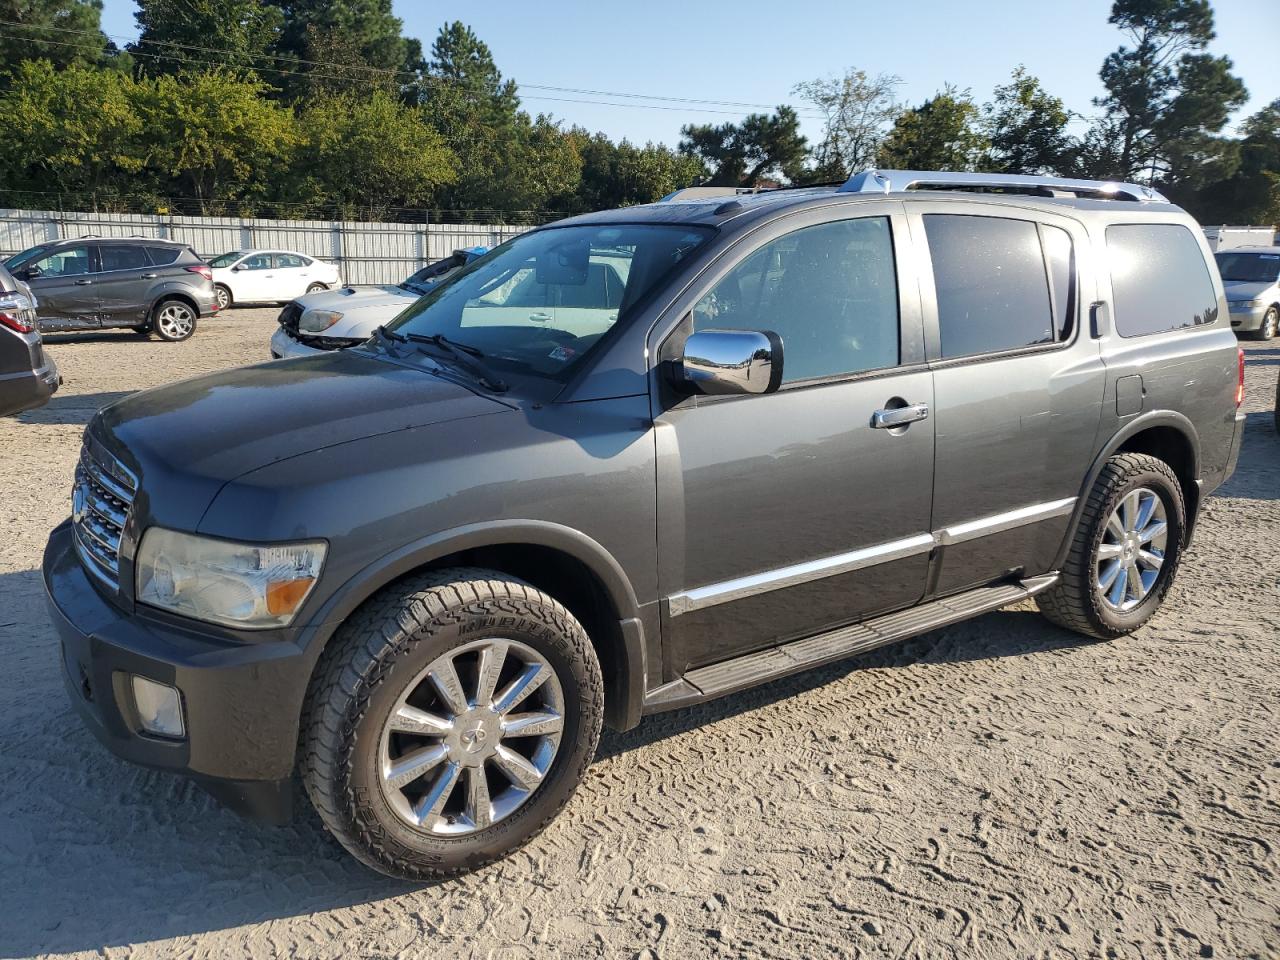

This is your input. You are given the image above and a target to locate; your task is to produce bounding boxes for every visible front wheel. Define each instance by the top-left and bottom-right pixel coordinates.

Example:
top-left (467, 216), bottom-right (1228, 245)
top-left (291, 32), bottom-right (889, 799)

top-left (1036, 453), bottom-right (1185, 640)
top-left (301, 568), bottom-right (604, 881)
top-left (1256, 306), bottom-right (1279, 341)
top-left (152, 299), bottom-right (196, 342)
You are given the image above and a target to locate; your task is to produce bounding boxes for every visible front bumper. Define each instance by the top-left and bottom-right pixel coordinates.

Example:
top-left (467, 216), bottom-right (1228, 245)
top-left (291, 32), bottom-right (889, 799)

top-left (269, 326), bottom-right (324, 360)
top-left (0, 353), bottom-right (58, 417)
top-left (1228, 303), bottom-right (1267, 332)
top-left (43, 521), bottom-right (312, 823)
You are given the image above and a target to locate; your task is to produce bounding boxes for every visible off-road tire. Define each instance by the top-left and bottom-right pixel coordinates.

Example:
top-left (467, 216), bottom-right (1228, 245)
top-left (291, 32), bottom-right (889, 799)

top-left (301, 567), bottom-right (603, 881)
top-left (1036, 453), bottom-right (1186, 640)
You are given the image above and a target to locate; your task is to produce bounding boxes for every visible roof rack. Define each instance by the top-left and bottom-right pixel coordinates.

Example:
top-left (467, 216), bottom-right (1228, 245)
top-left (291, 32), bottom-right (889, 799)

top-left (839, 169), bottom-right (1169, 203)
top-left (658, 186), bottom-right (771, 202)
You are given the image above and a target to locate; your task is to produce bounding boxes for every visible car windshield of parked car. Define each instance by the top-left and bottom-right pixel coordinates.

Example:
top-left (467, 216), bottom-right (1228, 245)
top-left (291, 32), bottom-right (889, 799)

top-left (4, 244), bottom-right (52, 271)
top-left (385, 224), bottom-right (712, 381)
top-left (209, 251), bottom-right (245, 268)
top-left (1215, 252), bottom-right (1280, 283)
top-left (402, 253), bottom-right (467, 293)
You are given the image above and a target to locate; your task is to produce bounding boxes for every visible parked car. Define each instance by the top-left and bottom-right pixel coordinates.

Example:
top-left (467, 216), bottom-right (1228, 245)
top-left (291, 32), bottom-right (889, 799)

top-left (3, 238), bottom-right (216, 341)
top-left (1215, 246), bottom-right (1280, 339)
top-left (209, 250), bottom-right (341, 309)
top-left (270, 247), bottom-right (487, 359)
top-left (0, 263), bottom-right (59, 416)
top-left (43, 170), bottom-right (1246, 881)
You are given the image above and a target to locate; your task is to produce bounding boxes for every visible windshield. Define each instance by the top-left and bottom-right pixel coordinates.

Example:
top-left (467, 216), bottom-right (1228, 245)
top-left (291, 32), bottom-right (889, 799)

top-left (403, 253), bottom-right (467, 291)
top-left (1215, 252), bottom-right (1280, 283)
top-left (384, 224), bottom-right (712, 382)
top-left (4, 244), bottom-right (51, 271)
top-left (209, 251), bottom-right (245, 268)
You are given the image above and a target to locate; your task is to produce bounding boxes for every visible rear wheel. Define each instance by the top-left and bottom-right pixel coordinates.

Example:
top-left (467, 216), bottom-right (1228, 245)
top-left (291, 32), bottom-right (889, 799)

top-left (301, 568), bottom-right (603, 881)
top-left (306, 283), bottom-right (327, 295)
top-left (214, 285), bottom-right (232, 311)
top-left (1036, 453), bottom-right (1185, 640)
top-left (1256, 306), bottom-right (1279, 341)
top-left (151, 300), bottom-right (196, 341)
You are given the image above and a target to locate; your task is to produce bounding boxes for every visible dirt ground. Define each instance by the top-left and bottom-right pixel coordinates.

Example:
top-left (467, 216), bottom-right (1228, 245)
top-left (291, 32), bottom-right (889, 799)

top-left (1, 308), bottom-right (1277, 960)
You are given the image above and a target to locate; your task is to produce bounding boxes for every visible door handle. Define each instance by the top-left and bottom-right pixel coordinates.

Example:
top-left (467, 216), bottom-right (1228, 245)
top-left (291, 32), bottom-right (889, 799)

top-left (74, 279), bottom-right (93, 285)
top-left (140, 273), bottom-right (157, 279)
top-left (529, 312), bottom-right (552, 322)
top-left (871, 402), bottom-right (929, 429)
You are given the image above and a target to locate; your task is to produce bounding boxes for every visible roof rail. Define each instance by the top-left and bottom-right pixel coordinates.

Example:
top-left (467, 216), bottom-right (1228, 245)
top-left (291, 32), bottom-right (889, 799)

top-left (839, 169), bottom-right (1169, 203)
top-left (658, 186), bottom-right (769, 202)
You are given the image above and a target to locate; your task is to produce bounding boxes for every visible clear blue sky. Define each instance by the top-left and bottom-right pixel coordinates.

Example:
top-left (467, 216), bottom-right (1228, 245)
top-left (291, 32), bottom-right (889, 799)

top-left (98, 0), bottom-right (1279, 148)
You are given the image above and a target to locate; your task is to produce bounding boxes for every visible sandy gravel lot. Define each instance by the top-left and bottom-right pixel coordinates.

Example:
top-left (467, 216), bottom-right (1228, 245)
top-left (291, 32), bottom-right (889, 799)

top-left (1, 309), bottom-right (1277, 960)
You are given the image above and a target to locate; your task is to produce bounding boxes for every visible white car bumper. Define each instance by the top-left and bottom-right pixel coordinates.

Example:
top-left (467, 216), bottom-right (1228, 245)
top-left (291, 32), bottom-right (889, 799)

top-left (270, 326), bottom-right (325, 360)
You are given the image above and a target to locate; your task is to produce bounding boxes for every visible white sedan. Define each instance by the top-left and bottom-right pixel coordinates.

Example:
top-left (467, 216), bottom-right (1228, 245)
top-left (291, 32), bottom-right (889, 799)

top-left (208, 250), bottom-right (341, 309)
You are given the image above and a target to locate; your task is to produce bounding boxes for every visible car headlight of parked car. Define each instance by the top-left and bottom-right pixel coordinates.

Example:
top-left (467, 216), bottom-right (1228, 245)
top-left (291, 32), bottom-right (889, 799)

top-left (136, 528), bottom-right (327, 628)
top-left (299, 310), bottom-right (344, 333)
top-left (1230, 299), bottom-right (1261, 310)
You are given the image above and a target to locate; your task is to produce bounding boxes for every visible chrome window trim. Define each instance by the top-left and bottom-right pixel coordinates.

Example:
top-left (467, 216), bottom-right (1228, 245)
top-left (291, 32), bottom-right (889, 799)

top-left (666, 496), bottom-right (1077, 617)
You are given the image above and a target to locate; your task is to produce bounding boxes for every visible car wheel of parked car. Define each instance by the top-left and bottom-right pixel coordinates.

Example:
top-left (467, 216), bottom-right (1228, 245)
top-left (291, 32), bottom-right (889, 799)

top-left (1258, 306), bottom-right (1279, 341)
top-left (306, 283), bottom-right (327, 295)
top-left (301, 567), bottom-right (604, 881)
top-left (214, 285), bottom-right (232, 311)
top-left (151, 300), bottom-right (196, 342)
top-left (1037, 453), bottom-right (1185, 641)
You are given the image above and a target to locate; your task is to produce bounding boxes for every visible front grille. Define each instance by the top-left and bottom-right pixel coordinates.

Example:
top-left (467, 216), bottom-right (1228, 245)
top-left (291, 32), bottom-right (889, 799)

top-left (72, 440), bottom-right (136, 590)
top-left (304, 335), bottom-right (365, 351)
top-left (278, 301), bottom-right (303, 335)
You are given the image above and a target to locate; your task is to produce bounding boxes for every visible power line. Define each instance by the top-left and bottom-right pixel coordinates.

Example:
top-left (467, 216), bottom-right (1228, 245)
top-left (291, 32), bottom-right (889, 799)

top-left (0, 17), bottom-right (823, 119)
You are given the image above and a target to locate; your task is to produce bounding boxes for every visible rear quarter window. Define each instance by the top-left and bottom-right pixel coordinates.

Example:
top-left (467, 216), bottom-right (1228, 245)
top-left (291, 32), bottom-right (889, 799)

top-left (1106, 224), bottom-right (1219, 337)
top-left (145, 246), bottom-right (183, 265)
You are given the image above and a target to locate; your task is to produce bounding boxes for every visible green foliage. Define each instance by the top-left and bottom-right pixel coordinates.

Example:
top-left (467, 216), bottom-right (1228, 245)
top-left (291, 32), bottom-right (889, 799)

top-left (678, 107), bottom-right (808, 186)
top-left (556, 132), bottom-right (703, 214)
top-left (0, 0), bottom-right (111, 76)
top-left (292, 91), bottom-right (454, 218)
top-left (877, 87), bottom-right (989, 171)
top-left (793, 69), bottom-right (901, 181)
top-left (984, 67), bottom-right (1071, 175)
top-left (1194, 99), bottom-right (1280, 224)
top-left (132, 0), bottom-right (282, 77)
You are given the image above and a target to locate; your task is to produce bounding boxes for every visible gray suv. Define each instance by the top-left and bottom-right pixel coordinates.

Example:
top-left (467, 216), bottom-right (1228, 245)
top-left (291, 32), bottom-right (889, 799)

top-left (5, 237), bottom-right (218, 341)
top-left (42, 170), bottom-right (1247, 880)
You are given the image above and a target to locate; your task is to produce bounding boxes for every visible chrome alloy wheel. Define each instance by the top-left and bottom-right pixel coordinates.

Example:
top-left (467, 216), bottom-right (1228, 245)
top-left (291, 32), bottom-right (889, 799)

top-left (156, 302), bottom-right (194, 339)
top-left (1095, 487), bottom-right (1168, 612)
top-left (377, 638), bottom-right (565, 835)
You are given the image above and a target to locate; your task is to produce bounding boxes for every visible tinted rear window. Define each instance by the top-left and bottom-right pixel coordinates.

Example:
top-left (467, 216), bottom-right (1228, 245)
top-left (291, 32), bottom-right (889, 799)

top-left (925, 215), bottom-right (1055, 359)
top-left (145, 245), bottom-right (183, 265)
top-left (1106, 224), bottom-right (1218, 337)
top-left (99, 244), bottom-right (150, 271)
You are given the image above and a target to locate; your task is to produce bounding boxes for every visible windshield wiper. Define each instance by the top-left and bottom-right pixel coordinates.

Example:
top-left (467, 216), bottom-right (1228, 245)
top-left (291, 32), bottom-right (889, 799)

top-left (399, 331), bottom-right (508, 392)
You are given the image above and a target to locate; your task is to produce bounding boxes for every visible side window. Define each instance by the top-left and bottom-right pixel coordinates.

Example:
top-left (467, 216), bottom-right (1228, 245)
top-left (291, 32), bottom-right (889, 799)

top-left (1106, 224), bottom-right (1218, 337)
top-left (144, 246), bottom-right (182, 266)
top-left (27, 245), bottom-right (92, 278)
top-left (99, 244), bottom-right (150, 272)
top-left (1042, 225), bottom-right (1076, 341)
top-left (692, 217), bottom-right (900, 383)
top-left (241, 254), bottom-right (273, 270)
top-left (925, 215), bottom-right (1055, 359)
top-left (275, 254), bottom-right (308, 268)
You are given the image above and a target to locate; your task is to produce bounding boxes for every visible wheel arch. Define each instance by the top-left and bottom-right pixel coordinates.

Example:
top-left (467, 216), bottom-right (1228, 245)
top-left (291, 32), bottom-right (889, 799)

top-left (152, 291), bottom-right (199, 318)
top-left (304, 520), bottom-right (647, 731)
top-left (1055, 411), bottom-right (1201, 569)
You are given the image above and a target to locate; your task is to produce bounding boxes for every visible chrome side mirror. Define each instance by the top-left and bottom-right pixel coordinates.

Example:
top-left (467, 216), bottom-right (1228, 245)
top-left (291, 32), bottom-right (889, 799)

top-left (677, 328), bottom-right (783, 396)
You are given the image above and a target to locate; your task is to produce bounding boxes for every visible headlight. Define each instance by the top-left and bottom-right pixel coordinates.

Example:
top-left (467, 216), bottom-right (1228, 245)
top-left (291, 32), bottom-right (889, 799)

top-left (1230, 299), bottom-right (1261, 309)
top-left (299, 310), bottom-right (343, 333)
top-left (136, 528), bottom-right (327, 628)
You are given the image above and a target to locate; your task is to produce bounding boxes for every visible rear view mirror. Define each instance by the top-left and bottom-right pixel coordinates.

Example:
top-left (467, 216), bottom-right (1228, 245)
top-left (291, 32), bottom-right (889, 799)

top-left (676, 328), bottom-right (783, 396)
top-left (535, 238), bottom-right (589, 286)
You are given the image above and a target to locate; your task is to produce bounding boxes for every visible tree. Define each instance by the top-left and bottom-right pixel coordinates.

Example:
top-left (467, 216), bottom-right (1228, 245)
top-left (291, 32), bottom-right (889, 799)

top-left (131, 71), bottom-right (299, 211)
top-left (0, 60), bottom-right (143, 206)
top-left (1194, 99), bottom-right (1280, 224)
top-left (0, 0), bottom-right (111, 76)
top-left (877, 87), bottom-right (988, 171)
top-left (984, 67), bottom-right (1072, 175)
top-left (678, 107), bottom-right (808, 186)
top-left (266, 0), bottom-right (422, 100)
top-left (1089, 0), bottom-right (1247, 187)
top-left (557, 131), bottom-right (704, 213)
top-left (792, 69), bottom-right (901, 181)
top-left (131, 0), bottom-right (282, 77)
top-left (291, 91), bottom-right (455, 218)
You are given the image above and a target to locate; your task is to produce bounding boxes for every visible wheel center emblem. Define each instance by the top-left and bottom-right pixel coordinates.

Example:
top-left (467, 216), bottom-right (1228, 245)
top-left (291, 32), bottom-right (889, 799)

top-left (460, 724), bottom-right (488, 753)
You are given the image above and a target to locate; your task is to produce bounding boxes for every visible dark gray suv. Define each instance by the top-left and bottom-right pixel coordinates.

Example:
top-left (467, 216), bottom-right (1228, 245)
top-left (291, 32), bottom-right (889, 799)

top-left (43, 171), bottom-right (1247, 880)
top-left (5, 238), bottom-right (218, 341)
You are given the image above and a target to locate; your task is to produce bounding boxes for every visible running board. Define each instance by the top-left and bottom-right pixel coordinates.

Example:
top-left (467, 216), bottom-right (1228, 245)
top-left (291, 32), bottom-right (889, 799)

top-left (644, 574), bottom-right (1058, 713)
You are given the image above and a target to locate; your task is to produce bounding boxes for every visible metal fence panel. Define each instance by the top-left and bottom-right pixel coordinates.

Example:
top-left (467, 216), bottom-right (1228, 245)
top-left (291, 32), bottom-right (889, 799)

top-left (0, 209), bottom-right (533, 285)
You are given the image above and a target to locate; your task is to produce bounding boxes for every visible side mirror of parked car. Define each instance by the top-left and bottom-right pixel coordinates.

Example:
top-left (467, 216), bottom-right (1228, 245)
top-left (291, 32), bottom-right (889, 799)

top-left (675, 328), bottom-right (784, 396)
top-left (18, 266), bottom-right (38, 281)
top-left (231, 265), bottom-right (244, 272)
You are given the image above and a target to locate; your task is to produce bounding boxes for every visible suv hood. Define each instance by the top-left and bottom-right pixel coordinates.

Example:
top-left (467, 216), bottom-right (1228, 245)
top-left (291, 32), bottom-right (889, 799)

top-left (92, 350), bottom-right (512, 494)
top-left (1222, 280), bottom-right (1276, 300)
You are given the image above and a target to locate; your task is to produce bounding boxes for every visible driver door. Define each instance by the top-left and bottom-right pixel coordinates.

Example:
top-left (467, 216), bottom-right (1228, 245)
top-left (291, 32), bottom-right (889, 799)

top-left (233, 252), bottom-right (276, 302)
top-left (23, 244), bottom-right (100, 328)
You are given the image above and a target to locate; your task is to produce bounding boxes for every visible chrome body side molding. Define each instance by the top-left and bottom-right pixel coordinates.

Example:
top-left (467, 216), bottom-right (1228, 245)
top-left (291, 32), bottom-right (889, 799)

top-left (666, 497), bottom-right (1077, 617)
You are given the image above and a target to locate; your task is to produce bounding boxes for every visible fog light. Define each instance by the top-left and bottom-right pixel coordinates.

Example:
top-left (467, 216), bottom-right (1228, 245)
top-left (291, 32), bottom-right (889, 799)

top-left (131, 676), bottom-right (186, 738)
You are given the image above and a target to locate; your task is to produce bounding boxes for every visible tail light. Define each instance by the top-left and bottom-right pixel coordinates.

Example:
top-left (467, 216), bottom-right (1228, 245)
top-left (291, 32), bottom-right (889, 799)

top-left (0, 295), bottom-right (35, 334)
top-left (186, 264), bottom-right (213, 281)
top-left (1236, 348), bottom-right (1245, 407)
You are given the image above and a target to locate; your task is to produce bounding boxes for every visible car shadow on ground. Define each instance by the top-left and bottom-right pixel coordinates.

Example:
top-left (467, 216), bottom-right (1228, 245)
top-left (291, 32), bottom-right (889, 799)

top-left (0, 577), bottom-right (1089, 957)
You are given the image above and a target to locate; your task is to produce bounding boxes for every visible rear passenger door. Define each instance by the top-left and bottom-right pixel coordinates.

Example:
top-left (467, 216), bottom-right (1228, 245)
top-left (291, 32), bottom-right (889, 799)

top-left (273, 253), bottom-right (313, 298)
top-left (909, 202), bottom-right (1104, 596)
top-left (654, 205), bottom-right (936, 675)
top-left (94, 243), bottom-right (154, 325)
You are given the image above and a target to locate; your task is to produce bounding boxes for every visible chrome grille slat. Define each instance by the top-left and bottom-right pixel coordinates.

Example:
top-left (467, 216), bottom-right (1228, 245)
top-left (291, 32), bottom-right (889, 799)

top-left (72, 441), bottom-right (135, 592)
